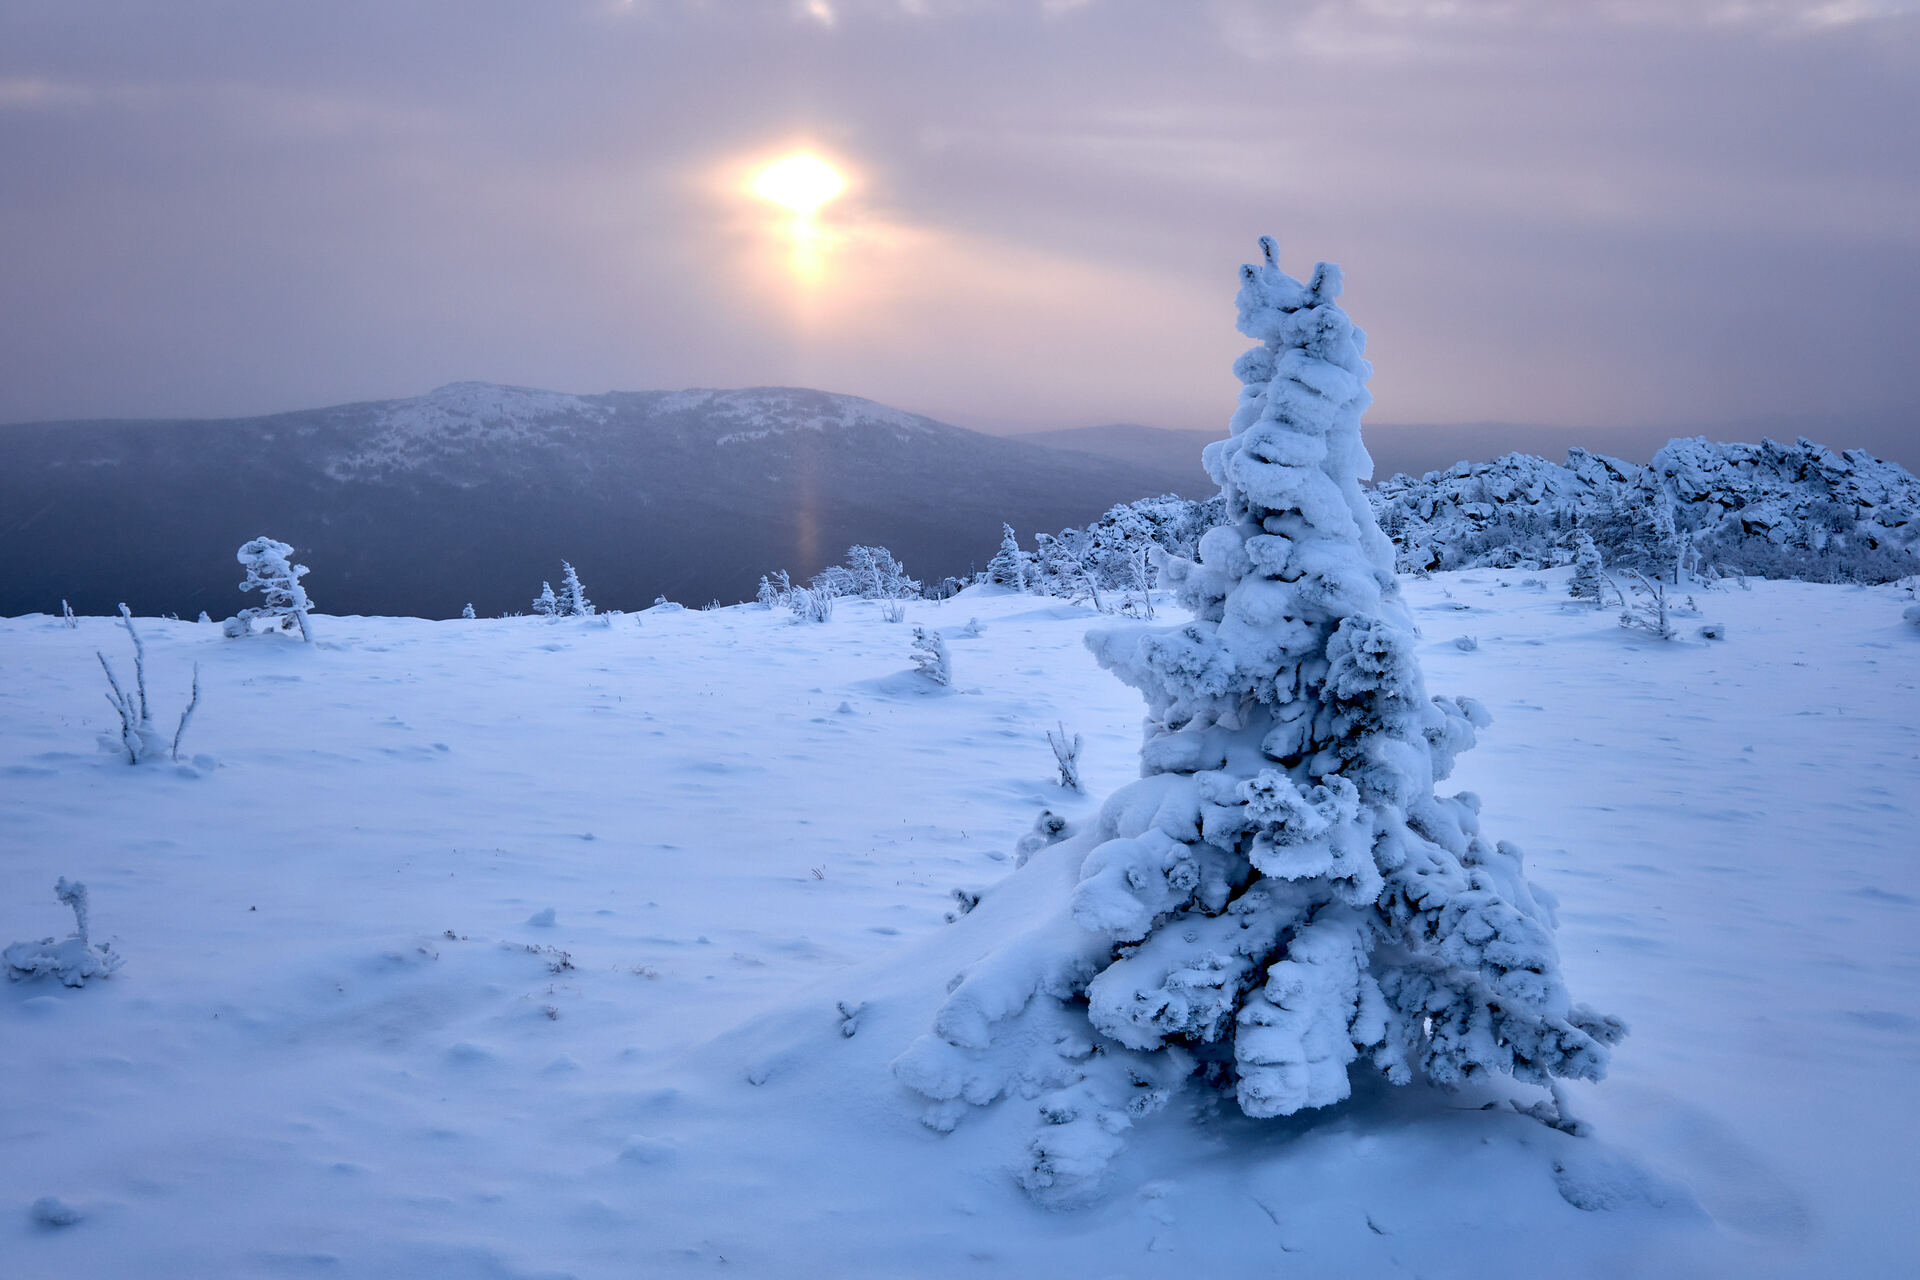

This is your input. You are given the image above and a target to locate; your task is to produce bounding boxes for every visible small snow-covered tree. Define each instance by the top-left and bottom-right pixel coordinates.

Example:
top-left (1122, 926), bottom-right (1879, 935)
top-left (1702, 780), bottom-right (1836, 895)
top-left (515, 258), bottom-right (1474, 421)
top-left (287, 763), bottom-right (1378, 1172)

top-left (910, 626), bottom-right (950, 686)
top-left (461, 602), bottom-right (477, 619)
top-left (4, 879), bottom-right (121, 987)
top-left (224, 536), bottom-right (313, 641)
top-left (988, 524), bottom-right (1030, 591)
top-left (892, 239), bottom-right (1622, 1197)
top-left (558, 561), bottom-right (594, 616)
top-left (1568, 532), bottom-right (1606, 604)
top-left (532, 581), bottom-right (559, 618)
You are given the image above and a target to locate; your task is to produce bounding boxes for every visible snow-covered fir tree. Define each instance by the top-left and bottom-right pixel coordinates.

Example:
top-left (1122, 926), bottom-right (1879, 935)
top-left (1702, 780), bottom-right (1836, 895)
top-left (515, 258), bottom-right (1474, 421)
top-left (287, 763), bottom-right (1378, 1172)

top-left (988, 524), bottom-right (1030, 590)
top-left (532, 582), bottom-right (559, 618)
top-left (1568, 531), bottom-right (1606, 604)
top-left (224, 536), bottom-right (313, 641)
top-left (910, 626), bottom-right (950, 686)
top-left (461, 603), bottom-right (476, 620)
top-left (558, 561), bottom-right (593, 617)
top-left (892, 239), bottom-right (1623, 1197)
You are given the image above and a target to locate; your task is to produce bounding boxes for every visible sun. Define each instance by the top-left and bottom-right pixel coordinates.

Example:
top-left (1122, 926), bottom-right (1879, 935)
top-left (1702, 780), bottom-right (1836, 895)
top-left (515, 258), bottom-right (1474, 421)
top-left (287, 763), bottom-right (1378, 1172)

top-left (751, 153), bottom-right (846, 216)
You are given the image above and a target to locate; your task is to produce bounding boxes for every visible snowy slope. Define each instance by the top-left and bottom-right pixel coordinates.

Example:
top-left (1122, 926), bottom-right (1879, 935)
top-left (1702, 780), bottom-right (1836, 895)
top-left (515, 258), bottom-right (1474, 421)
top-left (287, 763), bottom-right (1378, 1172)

top-left (2, 579), bottom-right (1917, 1277)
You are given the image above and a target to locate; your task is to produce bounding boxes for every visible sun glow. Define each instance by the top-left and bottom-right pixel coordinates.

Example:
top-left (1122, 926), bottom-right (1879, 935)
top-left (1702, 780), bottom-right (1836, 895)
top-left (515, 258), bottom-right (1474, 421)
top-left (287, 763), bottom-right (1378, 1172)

top-left (751, 154), bottom-right (845, 216)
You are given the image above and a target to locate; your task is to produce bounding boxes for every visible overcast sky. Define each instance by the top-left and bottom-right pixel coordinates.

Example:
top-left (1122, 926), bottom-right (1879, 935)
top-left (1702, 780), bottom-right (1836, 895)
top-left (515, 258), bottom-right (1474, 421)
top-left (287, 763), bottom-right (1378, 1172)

top-left (2, 0), bottom-right (1915, 454)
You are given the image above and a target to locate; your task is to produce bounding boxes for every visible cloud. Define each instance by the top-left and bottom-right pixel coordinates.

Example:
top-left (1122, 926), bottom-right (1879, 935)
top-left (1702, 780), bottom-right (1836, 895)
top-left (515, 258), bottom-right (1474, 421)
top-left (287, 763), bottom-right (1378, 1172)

top-left (0, 0), bottom-right (1913, 438)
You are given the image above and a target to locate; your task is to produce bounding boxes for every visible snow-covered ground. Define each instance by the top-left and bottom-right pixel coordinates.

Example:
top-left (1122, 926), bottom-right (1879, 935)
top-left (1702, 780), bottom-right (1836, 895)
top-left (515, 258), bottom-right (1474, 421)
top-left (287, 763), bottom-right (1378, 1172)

top-left (3, 576), bottom-right (1916, 1278)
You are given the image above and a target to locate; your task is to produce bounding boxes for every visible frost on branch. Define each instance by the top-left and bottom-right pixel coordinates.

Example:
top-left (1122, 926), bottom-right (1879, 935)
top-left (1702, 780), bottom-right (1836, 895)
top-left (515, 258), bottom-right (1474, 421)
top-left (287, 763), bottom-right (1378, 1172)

top-left (892, 239), bottom-right (1622, 1197)
top-left (5, 879), bottom-right (122, 987)
top-left (98, 604), bottom-right (200, 765)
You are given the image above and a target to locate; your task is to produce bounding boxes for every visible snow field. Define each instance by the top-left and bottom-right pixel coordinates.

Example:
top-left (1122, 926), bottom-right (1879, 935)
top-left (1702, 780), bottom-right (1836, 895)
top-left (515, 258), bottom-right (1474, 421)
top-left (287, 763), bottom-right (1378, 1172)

top-left (2, 577), bottom-right (1917, 1277)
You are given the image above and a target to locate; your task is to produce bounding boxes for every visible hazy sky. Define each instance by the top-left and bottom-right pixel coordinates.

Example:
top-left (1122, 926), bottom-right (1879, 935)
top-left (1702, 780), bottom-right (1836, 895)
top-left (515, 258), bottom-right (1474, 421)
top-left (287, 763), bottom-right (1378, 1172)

top-left (2, 0), bottom-right (1916, 447)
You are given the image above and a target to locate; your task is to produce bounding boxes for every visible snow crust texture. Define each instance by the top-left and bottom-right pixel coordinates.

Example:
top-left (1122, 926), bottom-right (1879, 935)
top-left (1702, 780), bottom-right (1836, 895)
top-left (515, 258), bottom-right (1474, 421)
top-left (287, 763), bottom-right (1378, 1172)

top-left (893, 241), bottom-right (1622, 1196)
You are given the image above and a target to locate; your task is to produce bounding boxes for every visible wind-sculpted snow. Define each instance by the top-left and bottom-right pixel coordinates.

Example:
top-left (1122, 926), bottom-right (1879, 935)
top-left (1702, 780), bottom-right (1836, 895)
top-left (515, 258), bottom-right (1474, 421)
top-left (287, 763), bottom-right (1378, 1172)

top-left (893, 241), bottom-right (1621, 1198)
top-left (1372, 436), bottom-right (1920, 582)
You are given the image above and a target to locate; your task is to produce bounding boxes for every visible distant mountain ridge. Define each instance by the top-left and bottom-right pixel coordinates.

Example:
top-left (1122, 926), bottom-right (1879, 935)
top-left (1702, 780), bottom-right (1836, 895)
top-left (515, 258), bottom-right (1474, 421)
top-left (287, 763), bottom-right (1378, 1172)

top-left (0, 383), bottom-right (1200, 620)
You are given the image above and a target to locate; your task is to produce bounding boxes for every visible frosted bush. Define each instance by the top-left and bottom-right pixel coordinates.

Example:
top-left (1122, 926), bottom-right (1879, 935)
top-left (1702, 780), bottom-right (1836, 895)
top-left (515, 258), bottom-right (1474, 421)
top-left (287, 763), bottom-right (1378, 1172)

top-left (5, 879), bottom-right (122, 987)
top-left (892, 239), bottom-right (1622, 1198)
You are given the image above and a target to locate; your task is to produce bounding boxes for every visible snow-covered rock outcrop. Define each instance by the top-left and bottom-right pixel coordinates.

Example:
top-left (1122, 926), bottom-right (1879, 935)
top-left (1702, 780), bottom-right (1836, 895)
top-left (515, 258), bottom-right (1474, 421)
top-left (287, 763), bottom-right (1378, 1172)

top-left (1372, 437), bottom-right (1920, 581)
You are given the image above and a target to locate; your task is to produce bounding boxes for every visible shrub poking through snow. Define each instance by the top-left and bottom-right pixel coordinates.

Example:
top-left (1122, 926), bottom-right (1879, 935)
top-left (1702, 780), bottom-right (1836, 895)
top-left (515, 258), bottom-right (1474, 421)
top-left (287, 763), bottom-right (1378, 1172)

top-left (910, 626), bottom-right (950, 686)
top-left (4, 879), bottom-right (121, 987)
top-left (98, 604), bottom-right (199, 764)
top-left (224, 536), bottom-right (313, 640)
top-left (891, 239), bottom-right (1623, 1198)
top-left (879, 600), bottom-right (907, 624)
top-left (1618, 569), bottom-right (1678, 640)
top-left (1047, 723), bottom-right (1084, 791)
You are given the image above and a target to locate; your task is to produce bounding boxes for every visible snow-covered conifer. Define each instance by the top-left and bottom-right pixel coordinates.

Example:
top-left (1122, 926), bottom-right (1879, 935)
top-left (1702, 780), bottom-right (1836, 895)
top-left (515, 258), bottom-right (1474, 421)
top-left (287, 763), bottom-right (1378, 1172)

top-left (461, 603), bottom-right (477, 620)
top-left (1568, 532), bottom-right (1606, 604)
top-left (558, 561), bottom-right (594, 616)
top-left (988, 524), bottom-right (1030, 591)
top-left (910, 626), bottom-right (950, 686)
top-left (892, 239), bottom-right (1622, 1196)
top-left (533, 581), bottom-right (559, 619)
top-left (225, 537), bottom-right (313, 641)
